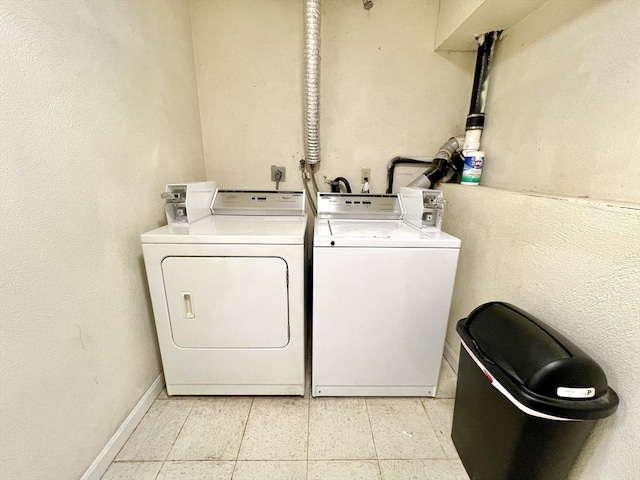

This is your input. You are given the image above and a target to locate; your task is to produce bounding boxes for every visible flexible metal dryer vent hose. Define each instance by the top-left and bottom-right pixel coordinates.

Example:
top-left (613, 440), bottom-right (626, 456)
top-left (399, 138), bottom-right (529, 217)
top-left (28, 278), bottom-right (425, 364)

top-left (304, 0), bottom-right (321, 166)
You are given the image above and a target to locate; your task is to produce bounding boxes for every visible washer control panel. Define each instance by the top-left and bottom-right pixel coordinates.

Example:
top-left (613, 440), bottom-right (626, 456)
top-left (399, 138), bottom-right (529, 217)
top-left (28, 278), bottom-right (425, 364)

top-left (317, 193), bottom-right (402, 220)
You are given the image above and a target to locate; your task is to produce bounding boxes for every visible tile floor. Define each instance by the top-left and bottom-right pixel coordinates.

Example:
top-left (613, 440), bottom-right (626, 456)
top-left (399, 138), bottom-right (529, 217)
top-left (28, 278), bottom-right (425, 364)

top-left (103, 358), bottom-right (469, 480)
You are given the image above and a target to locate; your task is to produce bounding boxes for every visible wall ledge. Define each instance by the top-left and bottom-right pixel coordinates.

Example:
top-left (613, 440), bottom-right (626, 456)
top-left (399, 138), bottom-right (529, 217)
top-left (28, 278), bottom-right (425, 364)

top-left (440, 184), bottom-right (640, 213)
top-left (435, 0), bottom-right (548, 52)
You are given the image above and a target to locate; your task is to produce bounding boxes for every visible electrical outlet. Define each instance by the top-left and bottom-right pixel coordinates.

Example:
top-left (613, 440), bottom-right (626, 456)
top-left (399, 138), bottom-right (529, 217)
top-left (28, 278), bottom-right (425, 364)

top-left (361, 168), bottom-right (371, 183)
top-left (271, 166), bottom-right (286, 182)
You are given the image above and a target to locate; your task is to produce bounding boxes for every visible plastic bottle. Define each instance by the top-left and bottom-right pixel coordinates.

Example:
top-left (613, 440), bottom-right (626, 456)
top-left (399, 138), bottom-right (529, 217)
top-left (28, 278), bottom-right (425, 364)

top-left (461, 151), bottom-right (484, 185)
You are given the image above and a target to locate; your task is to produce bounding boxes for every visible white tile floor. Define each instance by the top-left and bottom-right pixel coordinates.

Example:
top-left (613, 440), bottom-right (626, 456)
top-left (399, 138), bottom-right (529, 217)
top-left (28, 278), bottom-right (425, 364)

top-left (103, 358), bottom-right (469, 480)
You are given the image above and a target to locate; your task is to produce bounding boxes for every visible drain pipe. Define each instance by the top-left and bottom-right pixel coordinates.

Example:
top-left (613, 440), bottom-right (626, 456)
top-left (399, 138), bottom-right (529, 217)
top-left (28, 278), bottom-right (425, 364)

top-left (462, 31), bottom-right (500, 153)
top-left (386, 157), bottom-right (432, 194)
top-left (406, 31), bottom-right (500, 190)
top-left (407, 137), bottom-right (461, 190)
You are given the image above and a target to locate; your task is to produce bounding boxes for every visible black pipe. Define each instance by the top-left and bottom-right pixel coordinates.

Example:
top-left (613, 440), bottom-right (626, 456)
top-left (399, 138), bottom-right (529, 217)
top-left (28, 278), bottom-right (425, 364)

top-left (386, 157), bottom-right (432, 194)
top-left (405, 32), bottom-right (500, 191)
top-left (469, 32), bottom-right (498, 116)
top-left (407, 158), bottom-right (450, 191)
top-left (466, 31), bottom-right (500, 132)
top-left (332, 177), bottom-right (352, 193)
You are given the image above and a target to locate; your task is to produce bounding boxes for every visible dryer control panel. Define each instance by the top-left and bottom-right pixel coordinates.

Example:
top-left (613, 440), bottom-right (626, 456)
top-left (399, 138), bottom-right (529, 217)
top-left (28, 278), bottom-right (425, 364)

top-left (211, 190), bottom-right (305, 216)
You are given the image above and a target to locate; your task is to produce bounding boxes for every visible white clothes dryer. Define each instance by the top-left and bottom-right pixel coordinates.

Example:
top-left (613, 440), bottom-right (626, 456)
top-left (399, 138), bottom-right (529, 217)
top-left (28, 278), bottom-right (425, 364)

top-left (312, 193), bottom-right (460, 397)
top-left (142, 190), bottom-right (306, 396)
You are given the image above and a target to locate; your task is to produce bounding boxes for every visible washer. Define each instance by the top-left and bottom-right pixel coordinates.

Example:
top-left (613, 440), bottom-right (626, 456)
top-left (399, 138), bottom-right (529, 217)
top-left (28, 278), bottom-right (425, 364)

top-left (312, 192), bottom-right (460, 397)
top-left (142, 190), bottom-right (306, 396)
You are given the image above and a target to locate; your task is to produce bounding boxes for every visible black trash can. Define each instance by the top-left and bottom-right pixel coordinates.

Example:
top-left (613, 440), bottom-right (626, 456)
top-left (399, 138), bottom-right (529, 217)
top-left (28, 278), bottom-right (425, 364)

top-left (451, 302), bottom-right (619, 480)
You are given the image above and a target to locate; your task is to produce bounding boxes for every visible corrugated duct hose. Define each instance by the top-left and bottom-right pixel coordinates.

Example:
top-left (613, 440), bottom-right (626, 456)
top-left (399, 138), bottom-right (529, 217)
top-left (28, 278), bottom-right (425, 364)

top-left (301, 0), bottom-right (321, 215)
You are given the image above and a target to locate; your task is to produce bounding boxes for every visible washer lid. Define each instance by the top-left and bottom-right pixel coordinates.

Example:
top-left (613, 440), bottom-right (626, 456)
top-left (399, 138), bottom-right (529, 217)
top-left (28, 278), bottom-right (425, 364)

top-left (141, 214), bottom-right (307, 245)
top-left (314, 219), bottom-right (460, 248)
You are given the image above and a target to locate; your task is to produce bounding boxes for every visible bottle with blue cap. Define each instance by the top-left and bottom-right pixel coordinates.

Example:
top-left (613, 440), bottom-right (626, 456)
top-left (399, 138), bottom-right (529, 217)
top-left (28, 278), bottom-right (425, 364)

top-left (461, 151), bottom-right (484, 185)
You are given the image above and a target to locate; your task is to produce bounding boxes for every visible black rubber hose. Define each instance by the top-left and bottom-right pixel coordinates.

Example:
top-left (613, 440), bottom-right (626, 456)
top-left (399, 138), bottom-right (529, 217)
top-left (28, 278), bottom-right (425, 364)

top-left (333, 177), bottom-right (352, 193)
top-left (409, 158), bottom-right (449, 190)
top-left (386, 157), bottom-right (432, 194)
top-left (425, 158), bottom-right (450, 187)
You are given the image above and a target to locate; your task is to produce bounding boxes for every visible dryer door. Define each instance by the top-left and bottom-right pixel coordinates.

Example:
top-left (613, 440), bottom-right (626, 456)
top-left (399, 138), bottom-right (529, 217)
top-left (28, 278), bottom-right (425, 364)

top-left (161, 256), bottom-right (290, 348)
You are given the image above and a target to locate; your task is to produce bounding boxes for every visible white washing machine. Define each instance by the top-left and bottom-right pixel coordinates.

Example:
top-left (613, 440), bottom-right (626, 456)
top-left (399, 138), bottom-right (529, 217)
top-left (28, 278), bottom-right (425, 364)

top-left (312, 192), bottom-right (460, 397)
top-left (142, 190), bottom-right (306, 396)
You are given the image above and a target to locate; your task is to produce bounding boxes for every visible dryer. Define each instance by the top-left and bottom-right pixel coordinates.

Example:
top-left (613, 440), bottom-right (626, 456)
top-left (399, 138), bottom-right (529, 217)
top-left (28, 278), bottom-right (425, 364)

top-left (142, 190), bottom-right (306, 396)
top-left (312, 192), bottom-right (460, 397)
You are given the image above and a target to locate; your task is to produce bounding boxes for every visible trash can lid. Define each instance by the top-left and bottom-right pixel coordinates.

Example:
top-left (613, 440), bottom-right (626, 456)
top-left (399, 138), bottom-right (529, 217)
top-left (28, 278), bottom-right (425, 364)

top-left (457, 302), bottom-right (619, 420)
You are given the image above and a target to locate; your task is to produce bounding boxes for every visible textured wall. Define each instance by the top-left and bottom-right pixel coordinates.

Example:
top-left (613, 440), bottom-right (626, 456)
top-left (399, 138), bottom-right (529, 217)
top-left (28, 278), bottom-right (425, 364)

top-left (441, 185), bottom-right (639, 479)
top-left (480, 0), bottom-right (640, 204)
top-left (435, 0), bottom-right (484, 48)
top-left (319, 0), bottom-right (474, 193)
top-left (190, 0), bottom-right (304, 190)
top-left (0, 1), bottom-right (205, 479)
top-left (191, 0), bottom-right (475, 192)
top-left (438, 1), bottom-right (640, 478)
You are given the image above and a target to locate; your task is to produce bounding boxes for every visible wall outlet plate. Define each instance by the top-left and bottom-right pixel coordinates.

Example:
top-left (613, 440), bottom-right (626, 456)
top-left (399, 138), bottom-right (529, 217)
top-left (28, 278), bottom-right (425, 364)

top-left (361, 168), bottom-right (371, 183)
top-left (271, 166), bottom-right (286, 182)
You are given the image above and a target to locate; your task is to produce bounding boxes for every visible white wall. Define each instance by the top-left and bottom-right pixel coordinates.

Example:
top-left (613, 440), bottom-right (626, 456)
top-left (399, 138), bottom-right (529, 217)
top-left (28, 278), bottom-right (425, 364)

top-left (439, 1), bottom-right (640, 478)
top-left (480, 0), bottom-right (640, 204)
top-left (440, 185), bottom-right (639, 479)
top-left (191, 0), bottom-right (475, 191)
top-left (190, 0), bottom-right (304, 190)
top-left (434, 0), bottom-right (548, 51)
top-left (0, 1), bottom-right (205, 479)
top-left (320, 0), bottom-right (474, 192)
top-left (435, 0), bottom-right (484, 48)
top-left (2, 0), bottom-right (636, 478)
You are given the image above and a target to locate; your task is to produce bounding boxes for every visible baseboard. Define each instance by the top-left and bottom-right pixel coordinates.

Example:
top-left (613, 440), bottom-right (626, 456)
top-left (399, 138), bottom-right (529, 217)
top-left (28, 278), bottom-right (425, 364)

top-left (443, 340), bottom-right (459, 374)
top-left (81, 372), bottom-right (165, 480)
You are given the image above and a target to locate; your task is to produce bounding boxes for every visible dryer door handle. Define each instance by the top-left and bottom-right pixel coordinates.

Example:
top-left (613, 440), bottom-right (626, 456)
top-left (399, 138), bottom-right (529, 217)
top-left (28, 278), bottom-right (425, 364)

top-left (180, 292), bottom-right (195, 319)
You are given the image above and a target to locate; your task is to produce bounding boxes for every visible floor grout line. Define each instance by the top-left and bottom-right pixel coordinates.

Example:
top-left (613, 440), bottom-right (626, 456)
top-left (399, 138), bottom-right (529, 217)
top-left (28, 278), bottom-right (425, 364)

top-left (109, 457), bottom-right (459, 462)
top-left (163, 399), bottom-right (196, 463)
top-left (123, 398), bottom-right (195, 480)
top-left (111, 400), bottom-right (162, 464)
top-left (364, 398), bottom-right (383, 480)
top-left (232, 396), bottom-right (254, 478)
top-left (151, 393), bottom-right (167, 480)
top-left (104, 378), bottom-right (461, 479)
top-left (152, 462), bottom-right (163, 480)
